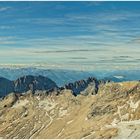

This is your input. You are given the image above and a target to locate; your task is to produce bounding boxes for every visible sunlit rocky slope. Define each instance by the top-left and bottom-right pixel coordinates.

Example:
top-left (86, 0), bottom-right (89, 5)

top-left (0, 79), bottom-right (140, 139)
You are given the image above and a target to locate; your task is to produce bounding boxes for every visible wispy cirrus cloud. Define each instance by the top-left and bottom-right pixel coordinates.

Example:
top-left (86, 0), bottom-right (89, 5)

top-left (0, 25), bottom-right (14, 29)
top-left (0, 7), bottom-right (11, 12)
top-left (0, 36), bottom-right (16, 45)
top-left (0, 2), bottom-right (140, 70)
top-left (13, 10), bottom-right (140, 46)
top-left (33, 49), bottom-right (108, 54)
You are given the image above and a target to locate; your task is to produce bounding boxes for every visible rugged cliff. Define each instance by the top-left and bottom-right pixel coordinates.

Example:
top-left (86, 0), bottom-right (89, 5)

top-left (0, 80), bottom-right (140, 139)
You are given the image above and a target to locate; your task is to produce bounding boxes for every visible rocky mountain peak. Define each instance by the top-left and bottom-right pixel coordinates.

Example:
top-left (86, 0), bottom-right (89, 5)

top-left (63, 77), bottom-right (100, 96)
top-left (0, 75), bottom-right (58, 97)
top-left (14, 75), bottom-right (58, 94)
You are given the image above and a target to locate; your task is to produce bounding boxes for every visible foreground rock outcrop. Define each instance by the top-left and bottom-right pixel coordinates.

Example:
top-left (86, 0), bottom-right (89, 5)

top-left (0, 81), bottom-right (140, 139)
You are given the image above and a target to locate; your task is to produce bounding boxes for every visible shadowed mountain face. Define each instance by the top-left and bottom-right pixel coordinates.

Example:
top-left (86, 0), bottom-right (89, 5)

top-left (0, 75), bottom-right (58, 97)
top-left (0, 77), bottom-right (14, 97)
top-left (63, 77), bottom-right (100, 96)
top-left (0, 75), bottom-right (101, 97)
top-left (0, 81), bottom-right (140, 139)
top-left (14, 75), bottom-right (58, 93)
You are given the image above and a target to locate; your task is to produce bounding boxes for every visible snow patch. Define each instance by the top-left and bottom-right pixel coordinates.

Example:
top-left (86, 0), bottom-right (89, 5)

top-left (12, 99), bottom-right (29, 108)
top-left (59, 108), bottom-right (67, 117)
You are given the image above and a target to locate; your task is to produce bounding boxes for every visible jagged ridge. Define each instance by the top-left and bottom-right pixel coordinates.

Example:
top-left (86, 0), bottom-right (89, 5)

top-left (0, 75), bottom-right (58, 97)
top-left (0, 75), bottom-right (103, 97)
top-left (0, 81), bottom-right (140, 139)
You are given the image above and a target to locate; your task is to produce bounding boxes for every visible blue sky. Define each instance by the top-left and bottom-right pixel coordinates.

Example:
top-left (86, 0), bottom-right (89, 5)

top-left (0, 1), bottom-right (140, 70)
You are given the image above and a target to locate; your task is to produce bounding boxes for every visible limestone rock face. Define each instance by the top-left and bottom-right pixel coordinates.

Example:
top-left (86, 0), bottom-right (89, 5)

top-left (0, 81), bottom-right (140, 139)
top-left (0, 93), bottom-right (18, 108)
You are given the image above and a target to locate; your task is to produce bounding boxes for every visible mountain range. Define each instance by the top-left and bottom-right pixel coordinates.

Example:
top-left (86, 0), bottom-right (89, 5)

top-left (0, 78), bottom-right (140, 139)
top-left (0, 69), bottom-right (140, 139)
top-left (0, 75), bottom-right (103, 98)
top-left (0, 67), bottom-right (140, 97)
top-left (0, 67), bottom-right (140, 86)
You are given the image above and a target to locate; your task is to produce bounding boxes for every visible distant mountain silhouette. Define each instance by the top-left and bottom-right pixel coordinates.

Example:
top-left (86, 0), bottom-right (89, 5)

top-left (0, 68), bottom-right (140, 87)
top-left (0, 75), bottom-right (103, 97)
top-left (14, 75), bottom-right (58, 93)
top-left (0, 77), bottom-right (14, 97)
top-left (62, 77), bottom-right (100, 96)
top-left (0, 75), bottom-right (58, 97)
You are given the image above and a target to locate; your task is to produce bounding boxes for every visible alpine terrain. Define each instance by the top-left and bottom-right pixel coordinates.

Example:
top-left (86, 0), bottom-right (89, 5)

top-left (0, 76), bottom-right (140, 139)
